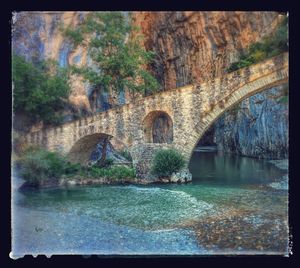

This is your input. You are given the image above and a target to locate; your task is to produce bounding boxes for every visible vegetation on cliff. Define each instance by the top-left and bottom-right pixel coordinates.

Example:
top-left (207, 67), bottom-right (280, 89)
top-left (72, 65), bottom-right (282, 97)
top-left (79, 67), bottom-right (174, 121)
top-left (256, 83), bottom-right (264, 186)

top-left (12, 55), bottom-right (71, 125)
top-left (151, 149), bottom-right (185, 177)
top-left (227, 15), bottom-right (288, 73)
top-left (63, 12), bottom-right (159, 98)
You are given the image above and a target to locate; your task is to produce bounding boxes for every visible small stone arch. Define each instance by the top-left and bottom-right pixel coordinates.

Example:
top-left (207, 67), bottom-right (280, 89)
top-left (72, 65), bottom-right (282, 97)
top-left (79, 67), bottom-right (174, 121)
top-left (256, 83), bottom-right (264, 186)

top-left (68, 133), bottom-right (113, 165)
top-left (143, 110), bottom-right (173, 143)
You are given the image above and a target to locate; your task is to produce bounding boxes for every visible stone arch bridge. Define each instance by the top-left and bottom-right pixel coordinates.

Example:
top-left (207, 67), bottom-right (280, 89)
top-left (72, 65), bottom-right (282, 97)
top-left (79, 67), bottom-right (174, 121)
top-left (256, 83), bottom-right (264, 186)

top-left (24, 53), bottom-right (288, 178)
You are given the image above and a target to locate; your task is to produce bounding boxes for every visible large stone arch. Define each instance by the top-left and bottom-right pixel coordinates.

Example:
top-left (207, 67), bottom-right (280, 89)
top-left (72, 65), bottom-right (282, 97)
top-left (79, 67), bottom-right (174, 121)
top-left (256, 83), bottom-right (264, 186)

top-left (183, 74), bottom-right (288, 165)
top-left (142, 110), bottom-right (173, 143)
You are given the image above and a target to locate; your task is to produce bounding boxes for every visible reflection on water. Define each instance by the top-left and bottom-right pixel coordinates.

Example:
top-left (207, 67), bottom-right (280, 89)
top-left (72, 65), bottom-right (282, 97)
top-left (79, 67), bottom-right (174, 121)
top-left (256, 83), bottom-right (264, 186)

top-left (189, 151), bottom-right (285, 185)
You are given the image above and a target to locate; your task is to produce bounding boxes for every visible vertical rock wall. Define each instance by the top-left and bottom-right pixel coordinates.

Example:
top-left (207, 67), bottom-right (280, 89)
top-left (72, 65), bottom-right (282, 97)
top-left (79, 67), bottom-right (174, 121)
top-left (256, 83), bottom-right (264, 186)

top-left (132, 11), bottom-right (282, 90)
top-left (214, 85), bottom-right (288, 159)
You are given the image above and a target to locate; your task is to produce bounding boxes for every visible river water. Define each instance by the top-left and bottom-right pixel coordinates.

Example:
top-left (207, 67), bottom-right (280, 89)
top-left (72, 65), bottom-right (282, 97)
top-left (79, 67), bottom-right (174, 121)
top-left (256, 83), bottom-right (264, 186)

top-left (11, 151), bottom-right (289, 257)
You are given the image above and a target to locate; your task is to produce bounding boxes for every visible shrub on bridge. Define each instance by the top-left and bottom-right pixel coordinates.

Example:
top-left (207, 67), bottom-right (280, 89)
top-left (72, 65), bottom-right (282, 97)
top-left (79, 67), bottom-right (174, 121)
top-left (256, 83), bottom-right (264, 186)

top-left (151, 148), bottom-right (185, 177)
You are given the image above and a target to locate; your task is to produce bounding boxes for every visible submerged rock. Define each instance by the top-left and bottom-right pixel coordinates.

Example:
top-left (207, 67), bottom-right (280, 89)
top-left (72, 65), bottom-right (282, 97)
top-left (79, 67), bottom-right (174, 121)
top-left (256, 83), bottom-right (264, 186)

top-left (170, 169), bottom-right (192, 183)
top-left (269, 174), bottom-right (288, 190)
top-left (268, 159), bottom-right (288, 171)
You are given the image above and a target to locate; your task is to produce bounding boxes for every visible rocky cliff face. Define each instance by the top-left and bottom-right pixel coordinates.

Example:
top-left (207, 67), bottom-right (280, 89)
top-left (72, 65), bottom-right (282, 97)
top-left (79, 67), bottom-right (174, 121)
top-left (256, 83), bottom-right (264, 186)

top-left (214, 85), bottom-right (288, 159)
top-left (132, 11), bottom-right (282, 90)
top-left (13, 11), bottom-right (282, 114)
top-left (197, 84), bottom-right (288, 159)
top-left (13, 12), bottom-right (91, 117)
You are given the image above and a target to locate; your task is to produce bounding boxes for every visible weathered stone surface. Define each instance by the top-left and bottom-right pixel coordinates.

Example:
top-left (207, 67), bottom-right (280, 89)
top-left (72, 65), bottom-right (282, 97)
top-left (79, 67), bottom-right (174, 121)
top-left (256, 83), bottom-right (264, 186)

top-left (132, 11), bottom-right (282, 90)
top-left (24, 53), bottom-right (289, 178)
top-left (152, 113), bottom-right (173, 143)
top-left (214, 85), bottom-right (288, 159)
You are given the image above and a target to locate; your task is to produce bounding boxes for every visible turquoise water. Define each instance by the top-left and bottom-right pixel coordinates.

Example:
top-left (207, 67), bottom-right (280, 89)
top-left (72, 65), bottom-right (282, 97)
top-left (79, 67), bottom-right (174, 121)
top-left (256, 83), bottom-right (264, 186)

top-left (11, 151), bottom-right (289, 257)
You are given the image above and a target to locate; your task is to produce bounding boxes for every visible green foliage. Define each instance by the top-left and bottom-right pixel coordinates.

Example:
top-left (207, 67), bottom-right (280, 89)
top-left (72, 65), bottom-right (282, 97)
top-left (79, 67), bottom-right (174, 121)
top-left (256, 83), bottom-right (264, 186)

top-left (64, 162), bottom-right (82, 175)
top-left (12, 55), bottom-right (71, 125)
top-left (89, 165), bottom-right (135, 180)
top-left (151, 149), bottom-right (186, 177)
top-left (64, 27), bottom-right (84, 47)
top-left (63, 12), bottom-right (159, 97)
top-left (19, 148), bottom-right (67, 185)
top-left (227, 15), bottom-right (288, 73)
top-left (96, 157), bottom-right (114, 168)
top-left (18, 147), bottom-right (136, 185)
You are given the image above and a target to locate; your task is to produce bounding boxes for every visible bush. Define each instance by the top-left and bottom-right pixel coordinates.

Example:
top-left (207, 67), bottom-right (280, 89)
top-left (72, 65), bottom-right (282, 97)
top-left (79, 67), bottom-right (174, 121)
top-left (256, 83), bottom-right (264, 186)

top-left (18, 147), bottom-right (136, 185)
top-left (151, 149), bottom-right (185, 177)
top-left (64, 162), bottom-right (82, 176)
top-left (89, 165), bottom-right (136, 180)
top-left (109, 166), bottom-right (136, 180)
top-left (19, 150), bottom-right (49, 185)
top-left (95, 157), bottom-right (114, 168)
top-left (19, 148), bottom-right (67, 185)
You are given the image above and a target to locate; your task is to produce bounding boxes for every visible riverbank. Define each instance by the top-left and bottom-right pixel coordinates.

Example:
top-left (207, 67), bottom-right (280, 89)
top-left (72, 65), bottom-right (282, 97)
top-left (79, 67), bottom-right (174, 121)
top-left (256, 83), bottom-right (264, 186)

top-left (187, 207), bottom-right (288, 254)
top-left (186, 154), bottom-right (289, 254)
top-left (18, 173), bottom-right (191, 190)
top-left (18, 175), bottom-right (155, 190)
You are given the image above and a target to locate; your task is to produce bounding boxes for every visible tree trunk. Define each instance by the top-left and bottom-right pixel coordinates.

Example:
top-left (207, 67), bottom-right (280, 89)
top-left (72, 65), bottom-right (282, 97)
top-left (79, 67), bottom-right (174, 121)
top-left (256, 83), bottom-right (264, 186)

top-left (98, 136), bottom-right (109, 167)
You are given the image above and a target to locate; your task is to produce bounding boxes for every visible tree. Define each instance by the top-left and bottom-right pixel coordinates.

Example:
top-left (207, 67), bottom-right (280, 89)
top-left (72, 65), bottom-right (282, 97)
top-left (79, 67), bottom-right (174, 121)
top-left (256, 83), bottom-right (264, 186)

top-left (63, 12), bottom-right (159, 98)
top-left (12, 55), bottom-right (71, 125)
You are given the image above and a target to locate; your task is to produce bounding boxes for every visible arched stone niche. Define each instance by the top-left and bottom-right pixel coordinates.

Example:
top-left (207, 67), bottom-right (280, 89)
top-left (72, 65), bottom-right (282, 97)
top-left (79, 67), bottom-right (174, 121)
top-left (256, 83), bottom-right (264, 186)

top-left (143, 111), bottom-right (173, 143)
